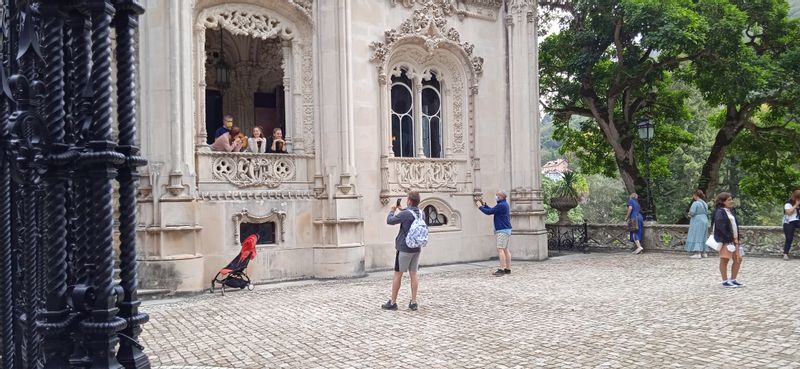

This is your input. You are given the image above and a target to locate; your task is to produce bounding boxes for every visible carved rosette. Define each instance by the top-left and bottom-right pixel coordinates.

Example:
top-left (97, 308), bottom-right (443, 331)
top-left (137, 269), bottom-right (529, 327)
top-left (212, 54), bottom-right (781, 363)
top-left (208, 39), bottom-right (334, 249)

top-left (394, 159), bottom-right (457, 191)
top-left (212, 155), bottom-right (296, 188)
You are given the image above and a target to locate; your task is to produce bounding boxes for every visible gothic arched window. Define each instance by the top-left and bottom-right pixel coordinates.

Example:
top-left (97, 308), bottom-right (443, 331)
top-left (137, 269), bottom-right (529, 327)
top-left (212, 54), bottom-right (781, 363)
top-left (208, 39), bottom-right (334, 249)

top-left (422, 74), bottom-right (443, 158)
top-left (390, 69), bottom-right (445, 158)
top-left (391, 70), bottom-right (415, 158)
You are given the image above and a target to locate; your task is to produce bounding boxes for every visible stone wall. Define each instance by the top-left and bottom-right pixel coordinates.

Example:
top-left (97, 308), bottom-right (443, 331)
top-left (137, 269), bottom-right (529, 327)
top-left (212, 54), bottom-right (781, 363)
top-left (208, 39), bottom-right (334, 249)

top-left (547, 223), bottom-right (799, 257)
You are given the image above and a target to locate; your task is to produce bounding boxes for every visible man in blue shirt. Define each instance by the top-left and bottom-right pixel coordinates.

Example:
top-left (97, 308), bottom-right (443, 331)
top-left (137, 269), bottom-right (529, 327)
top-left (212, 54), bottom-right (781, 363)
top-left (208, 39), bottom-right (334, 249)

top-left (479, 190), bottom-right (512, 276)
top-left (214, 115), bottom-right (234, 139)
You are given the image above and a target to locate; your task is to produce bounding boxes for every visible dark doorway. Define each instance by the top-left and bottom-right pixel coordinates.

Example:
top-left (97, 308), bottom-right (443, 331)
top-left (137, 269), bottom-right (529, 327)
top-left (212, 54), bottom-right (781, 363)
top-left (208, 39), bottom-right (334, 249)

top-left (206, 89), bottom-right (223, 144)
top-left (254, 89), bottom-right (285, 138)
top-left (240, 222), bottom-right (276, 245)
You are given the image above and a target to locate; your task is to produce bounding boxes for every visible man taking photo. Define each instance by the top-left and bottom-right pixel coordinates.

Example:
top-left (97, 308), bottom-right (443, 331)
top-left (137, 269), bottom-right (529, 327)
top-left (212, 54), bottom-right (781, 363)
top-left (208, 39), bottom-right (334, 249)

top-left (478, 190), bottom-right (512, 276)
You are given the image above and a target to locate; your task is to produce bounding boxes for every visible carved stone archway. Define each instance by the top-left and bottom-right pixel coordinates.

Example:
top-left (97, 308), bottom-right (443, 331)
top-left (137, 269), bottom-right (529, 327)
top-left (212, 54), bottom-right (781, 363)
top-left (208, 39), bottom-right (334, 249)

top-left (193, 2), bottom-right (315, 154)
top-left (371, 1), bottom-right (485, 203)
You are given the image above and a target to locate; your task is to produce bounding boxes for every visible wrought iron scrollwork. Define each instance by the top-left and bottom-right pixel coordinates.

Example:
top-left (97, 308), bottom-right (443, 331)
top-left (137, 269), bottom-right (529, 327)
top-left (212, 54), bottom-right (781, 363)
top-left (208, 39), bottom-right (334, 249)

top-left (0, 1), bottom-right (150, 368)
top-left (547, 222), bottom-right (589, 253)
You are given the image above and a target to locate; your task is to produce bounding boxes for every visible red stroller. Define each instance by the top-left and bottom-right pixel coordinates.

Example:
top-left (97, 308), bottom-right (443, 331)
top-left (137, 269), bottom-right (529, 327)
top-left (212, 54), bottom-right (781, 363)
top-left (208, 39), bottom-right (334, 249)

top-left (210, 234), bottom-right (258, 295)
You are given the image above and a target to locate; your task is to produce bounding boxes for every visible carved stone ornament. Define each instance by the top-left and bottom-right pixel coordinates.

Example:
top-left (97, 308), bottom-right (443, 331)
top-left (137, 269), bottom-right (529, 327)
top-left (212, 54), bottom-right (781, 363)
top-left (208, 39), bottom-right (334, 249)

top-left (370, 0), bottom-right (484, 79)
top-left (200, 190), bottom-right (315, 201)
top-left (508, 0), bottom-right (535, 14)
top-left (390, 0), bottom-right (503, 20)
top-left (212, 153), bottom-right (296, 188)
top-left (290, 0), bottom-right (313, 17)
top-left (232, 208), bottom-right (287, 245)
top-left (394, 158), bottom-right (457, 191)
top-left (391, 0), bottom-right (459, 15)
top-left (200, 5), bottom-right (295, 40)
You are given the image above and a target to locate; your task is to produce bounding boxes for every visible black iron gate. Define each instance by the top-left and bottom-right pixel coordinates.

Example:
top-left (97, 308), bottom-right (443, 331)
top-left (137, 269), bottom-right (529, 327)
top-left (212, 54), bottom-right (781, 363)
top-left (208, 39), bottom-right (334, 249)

top-left (0, 1), bottom-right (149, 368)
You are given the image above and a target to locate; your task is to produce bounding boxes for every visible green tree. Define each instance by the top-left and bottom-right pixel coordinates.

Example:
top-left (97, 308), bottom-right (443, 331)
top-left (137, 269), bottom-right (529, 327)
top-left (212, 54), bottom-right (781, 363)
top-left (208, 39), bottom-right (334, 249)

top-left (539, 0), bottom-right (800, 218)
top-left (685, 0), bottom-right (800, 196)
top-left (538, 0), bottom-right (743, 218)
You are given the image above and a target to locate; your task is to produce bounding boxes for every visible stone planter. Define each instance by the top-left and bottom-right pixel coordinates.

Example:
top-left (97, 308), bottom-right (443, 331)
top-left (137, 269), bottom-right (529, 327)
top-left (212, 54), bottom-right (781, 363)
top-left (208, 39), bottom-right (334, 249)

top-left (550, 197), bottom-right (579, 225)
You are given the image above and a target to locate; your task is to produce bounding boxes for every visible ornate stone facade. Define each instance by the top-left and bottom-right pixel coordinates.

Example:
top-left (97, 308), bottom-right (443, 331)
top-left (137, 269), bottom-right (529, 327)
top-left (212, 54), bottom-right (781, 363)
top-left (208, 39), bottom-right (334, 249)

top-left (390, 0), bottom-right (505, 20)
top-left (135, 0), bottom-right (547, 293)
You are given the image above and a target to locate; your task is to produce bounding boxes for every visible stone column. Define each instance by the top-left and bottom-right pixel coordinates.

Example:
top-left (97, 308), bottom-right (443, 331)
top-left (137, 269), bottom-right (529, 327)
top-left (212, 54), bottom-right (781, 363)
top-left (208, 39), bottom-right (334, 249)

top-left (505, 0), bottom-right (547, 260)
top-left (312, 0), bottom-right (365, 278)
top-left (379, 72), bottom-right (391, 204)
top-left (413, 74), bottom-right (425, 157)
top-left (194, 24), bottom-right (209, 150)
top-left (135, 0), bottom-right (203, 292)
top-left (281, 40), bottom-right (299, 153)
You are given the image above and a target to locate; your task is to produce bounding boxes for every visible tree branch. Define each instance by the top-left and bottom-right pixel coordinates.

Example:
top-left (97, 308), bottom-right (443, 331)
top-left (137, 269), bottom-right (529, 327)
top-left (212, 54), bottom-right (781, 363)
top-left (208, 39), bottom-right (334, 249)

top-left (638, 47), bottom-right (653, 64)
top-left (609, 52), bottom-right (703, 97)
top-left (613, 18), bottom-right (624, 66)
top-left (540, 100), bottom-right (595, 118)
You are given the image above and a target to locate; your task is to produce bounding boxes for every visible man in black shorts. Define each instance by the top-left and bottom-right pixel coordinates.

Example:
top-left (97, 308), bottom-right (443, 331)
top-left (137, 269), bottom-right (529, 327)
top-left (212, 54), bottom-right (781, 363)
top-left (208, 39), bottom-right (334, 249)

top-left (382, 191), bottom-right (422, 311)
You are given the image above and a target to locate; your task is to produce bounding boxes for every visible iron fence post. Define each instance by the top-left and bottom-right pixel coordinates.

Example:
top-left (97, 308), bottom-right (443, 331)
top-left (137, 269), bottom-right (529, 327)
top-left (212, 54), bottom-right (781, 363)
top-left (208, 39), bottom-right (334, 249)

top-left (112, 1), bottom-right (149, 368)
top-left (80, 1), bottom-right (128, 368)
top-left (39, 1), bottom-right (76, 368)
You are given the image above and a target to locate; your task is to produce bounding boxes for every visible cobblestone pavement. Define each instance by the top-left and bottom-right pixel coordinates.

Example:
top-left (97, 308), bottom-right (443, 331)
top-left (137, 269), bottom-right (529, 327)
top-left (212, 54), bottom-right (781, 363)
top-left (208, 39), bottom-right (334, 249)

top-left (140, 253), bottom-right (800, 368)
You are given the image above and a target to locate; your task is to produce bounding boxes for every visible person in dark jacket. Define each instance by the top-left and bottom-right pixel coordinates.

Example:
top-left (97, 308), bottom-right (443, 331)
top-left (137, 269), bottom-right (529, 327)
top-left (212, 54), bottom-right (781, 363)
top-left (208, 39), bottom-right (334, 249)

top-left (267, 128), bottom-right (288, 153)
top-left (382, 191), bottom-right (422, 311)
top-left (781, 190), bottom-right (800, 260)
top-left (479, 190), bottom-right (512, 276)
top-left (713, 192), bottom-right (743, 288)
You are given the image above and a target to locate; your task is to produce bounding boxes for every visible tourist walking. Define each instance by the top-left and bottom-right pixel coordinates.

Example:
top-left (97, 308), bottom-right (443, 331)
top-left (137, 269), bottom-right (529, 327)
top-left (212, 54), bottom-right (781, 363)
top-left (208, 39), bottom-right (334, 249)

top-left (713, 192), bottom-right (744, 287)
top-left (782, 190), bottom-right (800, 260)
top-left (686, 190), bottom-right (709, 258)
top-left (383, 191), bottom-right (426, 311)
top-left (478, 190), bottom-right (512, 276)
top-left (625, 193), bottom-right (644, 254)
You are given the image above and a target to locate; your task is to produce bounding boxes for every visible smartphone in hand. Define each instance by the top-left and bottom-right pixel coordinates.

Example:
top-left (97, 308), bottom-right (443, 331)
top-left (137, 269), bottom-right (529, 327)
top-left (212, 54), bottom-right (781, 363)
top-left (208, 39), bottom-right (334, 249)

top-left (396, 198), bottom-right (402, 207)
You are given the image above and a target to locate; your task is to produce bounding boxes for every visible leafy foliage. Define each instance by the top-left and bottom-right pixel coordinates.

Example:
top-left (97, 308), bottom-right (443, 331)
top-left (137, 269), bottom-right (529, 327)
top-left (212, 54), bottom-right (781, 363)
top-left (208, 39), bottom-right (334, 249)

top-left (551, 171), bottom-right (589, 200)
top-left (539, 0), bottom-right (800, 221)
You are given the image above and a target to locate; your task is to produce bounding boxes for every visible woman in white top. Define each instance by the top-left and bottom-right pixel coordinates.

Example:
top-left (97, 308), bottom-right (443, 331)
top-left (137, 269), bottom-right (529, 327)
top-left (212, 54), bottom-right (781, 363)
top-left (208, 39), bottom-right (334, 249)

top-left (782, 190), bottom-right (800, 260)
top-left (248, 126), bottom-right (268, 153)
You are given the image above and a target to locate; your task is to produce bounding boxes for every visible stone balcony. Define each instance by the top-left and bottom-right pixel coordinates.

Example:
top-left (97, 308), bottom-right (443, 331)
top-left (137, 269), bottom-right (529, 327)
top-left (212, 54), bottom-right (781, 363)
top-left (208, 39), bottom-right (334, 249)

top-left (196, 151), bottom-right (315, 199)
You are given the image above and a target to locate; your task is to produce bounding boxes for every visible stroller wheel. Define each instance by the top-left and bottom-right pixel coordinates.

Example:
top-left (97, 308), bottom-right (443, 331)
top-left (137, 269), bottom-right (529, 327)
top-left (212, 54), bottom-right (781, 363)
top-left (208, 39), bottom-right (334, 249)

top-left (247, 283), bottom-right (254, 291)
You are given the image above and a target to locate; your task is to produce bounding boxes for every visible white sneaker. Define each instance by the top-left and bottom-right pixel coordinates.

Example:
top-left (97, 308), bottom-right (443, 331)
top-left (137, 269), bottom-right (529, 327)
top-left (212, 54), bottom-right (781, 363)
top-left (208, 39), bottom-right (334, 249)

top-left (689, 254), bottom-right (702, 259)
top-left (632, 247), bottom-right (643, 255)
top-left (701, 253), bottom-right (708, 258)
top-left (784, 254), bottom-right (790, 261)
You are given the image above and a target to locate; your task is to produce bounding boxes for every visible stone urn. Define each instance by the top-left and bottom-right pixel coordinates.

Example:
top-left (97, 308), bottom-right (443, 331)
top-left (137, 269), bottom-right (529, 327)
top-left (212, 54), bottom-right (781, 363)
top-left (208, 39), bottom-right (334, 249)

top-left (550, 196), bottom-right (579, 225)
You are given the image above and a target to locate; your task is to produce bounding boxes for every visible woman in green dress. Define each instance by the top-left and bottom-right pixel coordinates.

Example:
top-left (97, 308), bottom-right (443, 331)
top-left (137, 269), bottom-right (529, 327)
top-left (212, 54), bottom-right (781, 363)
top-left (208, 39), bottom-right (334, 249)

top-left (686, 189), bottom-right (709, 258)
